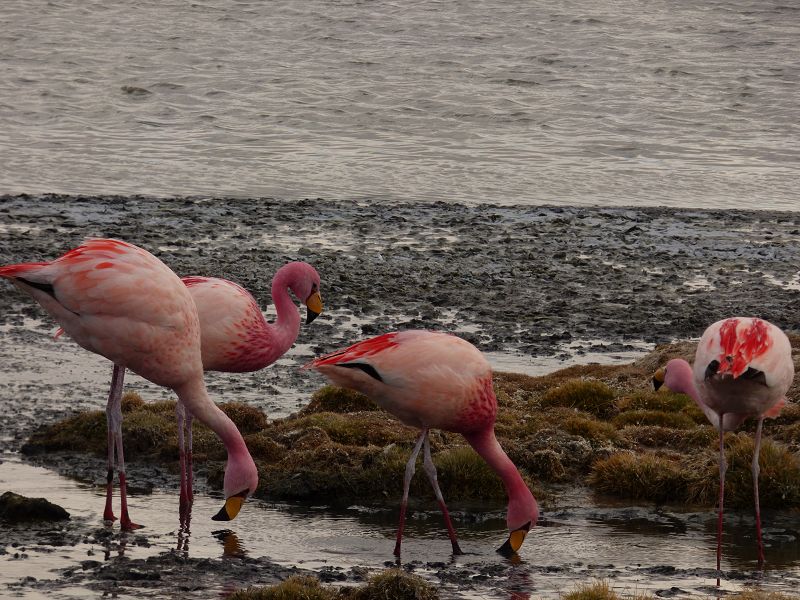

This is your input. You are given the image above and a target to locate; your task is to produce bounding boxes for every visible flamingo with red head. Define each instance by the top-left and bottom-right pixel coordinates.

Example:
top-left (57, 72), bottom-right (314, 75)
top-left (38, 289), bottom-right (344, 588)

top-left (307, 330), bottom-right (538, 557)
top-left (0, 239), bottom-right (259, 529)
top-left (653, 317), bottom-right (794, 574)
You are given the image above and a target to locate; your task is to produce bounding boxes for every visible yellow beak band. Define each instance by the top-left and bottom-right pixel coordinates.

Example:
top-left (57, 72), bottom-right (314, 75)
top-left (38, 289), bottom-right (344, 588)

top-left (497, 522), bottom-right (531, 556)
top-left (508, 528), bottom-right (528, 552)
top-left (653, 367), bottom-right (666, 391)
top-left (305, 291), bottom-right (323, 324)
top-left (211, 493), bottom-right (246, 521)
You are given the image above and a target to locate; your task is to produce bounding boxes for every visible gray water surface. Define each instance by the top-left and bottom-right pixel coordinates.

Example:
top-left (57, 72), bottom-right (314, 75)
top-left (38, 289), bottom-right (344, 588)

top-left (1, 0), bottom-right (798, 209)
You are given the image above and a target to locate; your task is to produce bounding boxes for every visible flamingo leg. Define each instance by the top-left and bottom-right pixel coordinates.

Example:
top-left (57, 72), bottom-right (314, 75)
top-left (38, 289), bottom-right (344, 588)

top-left (186, 409), bottom-right (194, 503)
top-left (753, 417), bottom-right (765, 569)
top-left (394, 430), bottom-right (426, 557)
top-left (422, 431), bottom-right (463, 555)
top-left (716, 412), bottom-right (727, 585)
top-left (102, 365), bottom-right (124, 523)
top-left (107, 367), bottom-right (140, 531)
top-left (177, 401), bottom-right (190, 526)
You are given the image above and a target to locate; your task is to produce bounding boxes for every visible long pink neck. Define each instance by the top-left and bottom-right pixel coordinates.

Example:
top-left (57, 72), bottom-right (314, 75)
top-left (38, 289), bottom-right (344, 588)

top-left (665, 358), bottom-right (748, 431)
top-left (665, 359), bottom-right (722, 427)
top-left (464, 427), bottom-right (535, 528)
top-left (268, 266), bottom-right (302, 356)
top-left (175, 377), bottom-right (248, 456)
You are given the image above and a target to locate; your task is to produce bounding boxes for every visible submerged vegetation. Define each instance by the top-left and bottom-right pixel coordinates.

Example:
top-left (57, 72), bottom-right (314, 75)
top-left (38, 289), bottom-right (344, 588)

top-left (21, 340), bottom-right (800, 510)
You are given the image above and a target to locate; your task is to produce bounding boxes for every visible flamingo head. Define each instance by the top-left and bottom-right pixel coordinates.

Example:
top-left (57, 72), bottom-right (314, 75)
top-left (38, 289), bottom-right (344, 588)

top-left (282, 261), bottom-right (323, 324)
top-left (497, 486), bottom-right (539, 556)
top-left (212, 451), bottom-right (259, 522)
top-left (653, 358), bottom-right (694, 395)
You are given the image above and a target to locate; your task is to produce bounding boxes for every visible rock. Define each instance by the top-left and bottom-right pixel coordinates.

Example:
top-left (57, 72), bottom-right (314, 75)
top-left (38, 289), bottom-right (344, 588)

top-left (0, 491), bottom-right (70, 522)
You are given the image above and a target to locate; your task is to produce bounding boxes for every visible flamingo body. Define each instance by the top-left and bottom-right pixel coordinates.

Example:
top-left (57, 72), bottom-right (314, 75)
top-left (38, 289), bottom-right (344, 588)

top-left (183, 261), bottom-right (322, 373)
top-left (694, 317), bottom-right (793, 420)
top-left (655, 316), bottom-right (794, 575)
top-left (309, 330), bottom-right (538, 557)
top-left (0, 239), bottom-right (258, 527)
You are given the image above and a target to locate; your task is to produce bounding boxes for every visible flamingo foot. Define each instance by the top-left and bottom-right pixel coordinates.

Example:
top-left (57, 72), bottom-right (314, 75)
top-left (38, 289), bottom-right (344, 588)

top-left (103, 469), bottom-right (117, 522)
top-left (120, 514), bottom-right (143, 531)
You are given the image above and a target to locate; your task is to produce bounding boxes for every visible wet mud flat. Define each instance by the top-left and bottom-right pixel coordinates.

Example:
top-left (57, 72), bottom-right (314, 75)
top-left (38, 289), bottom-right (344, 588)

top-left (1, 194), bottom-right (800, 358)
top-left (1, 195), bottom-right (800, 598)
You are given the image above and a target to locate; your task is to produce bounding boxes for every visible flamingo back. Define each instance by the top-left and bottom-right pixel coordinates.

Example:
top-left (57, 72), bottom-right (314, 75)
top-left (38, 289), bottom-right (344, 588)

top-left (183, 276), bottom-right (280, 372)
top-left (309, 330), bottom-right (497, 433)
top-left (2, 239), bottom-right (203, 388)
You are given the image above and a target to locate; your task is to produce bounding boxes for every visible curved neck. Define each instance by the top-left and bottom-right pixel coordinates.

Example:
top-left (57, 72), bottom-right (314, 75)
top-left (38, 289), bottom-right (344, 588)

top-left (175, 377), bottom-right (248, 456)
top-left (665, 358), bottom-right (720, 427)
top-left (269, 268), bottom-right (302, 353)
top-left (464, 427), bottom-right (534, 526)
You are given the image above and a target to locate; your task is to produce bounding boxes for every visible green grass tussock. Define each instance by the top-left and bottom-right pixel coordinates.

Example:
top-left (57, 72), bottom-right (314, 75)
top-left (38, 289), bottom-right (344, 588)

top-left (612, 410), bottom-right (696, 430)
top-left (687, 434), bottom-right (800, 509)
top-left (302, 385), bottom-right (379, 414)
top-left (228, 576), bottom-right (336, 600)
top-left (228, 570), bottom-right (439, 600)
top-left (560, 580), bottom-right (655, 600)
top-left (589, 453), bottom-right (689, 503)
top-left (541, 380), bottom-right (617, 418)
top-left (616, 391), bottom-right (688, 413)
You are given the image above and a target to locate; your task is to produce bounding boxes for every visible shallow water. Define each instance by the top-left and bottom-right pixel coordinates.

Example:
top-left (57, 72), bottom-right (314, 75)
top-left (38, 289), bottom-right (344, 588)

top-left (3, 456), bottom-right (800, 599)
top-left (1, 1), bottom-right (798, 209)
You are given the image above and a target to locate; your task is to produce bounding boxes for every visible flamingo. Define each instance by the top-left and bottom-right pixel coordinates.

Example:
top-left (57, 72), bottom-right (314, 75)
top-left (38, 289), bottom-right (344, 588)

top-left (0, 238), bottom-right (259, 529)
top-left (653, 317), bottom-right (794, 574)
top-left (307, 330), bottom-right (539, 557)
top-left (105, 262), bottom-right (323, 522)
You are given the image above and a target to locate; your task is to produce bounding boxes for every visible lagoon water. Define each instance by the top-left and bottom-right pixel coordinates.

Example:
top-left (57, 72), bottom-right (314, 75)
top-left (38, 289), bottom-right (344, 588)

top-left (1, 0), bottom-right (798, 210)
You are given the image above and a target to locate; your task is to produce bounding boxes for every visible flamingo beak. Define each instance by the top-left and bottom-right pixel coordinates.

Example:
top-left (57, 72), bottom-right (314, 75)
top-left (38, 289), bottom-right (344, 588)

top-left (497, 521), bottom-right (531, 556)
top-left (653, 368), bottom-right (665, 391)
top-left (305, 291), bottom-right (323, 324)
top-left (211, 490), bottom-right (248, 521)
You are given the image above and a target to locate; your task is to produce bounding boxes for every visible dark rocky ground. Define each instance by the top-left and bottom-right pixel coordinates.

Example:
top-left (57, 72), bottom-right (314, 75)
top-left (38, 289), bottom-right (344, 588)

top-left (1, 194), bottom-right (799, 355)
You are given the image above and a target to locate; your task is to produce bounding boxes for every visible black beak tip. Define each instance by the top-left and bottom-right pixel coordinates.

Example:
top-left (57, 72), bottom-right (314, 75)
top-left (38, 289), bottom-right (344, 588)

top-left (652, 377), bottom-right (663, 391)
top-left (211, 507), bottom-right (230, 522)
top-left (306, 309), bottom-right (320, 325)
top-left (496, 538), bottom-right (517, 558)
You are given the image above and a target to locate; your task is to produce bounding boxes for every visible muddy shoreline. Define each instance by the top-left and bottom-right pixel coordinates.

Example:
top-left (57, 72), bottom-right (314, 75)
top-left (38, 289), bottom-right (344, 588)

top-left (1, 195), bottom-right (800, 599)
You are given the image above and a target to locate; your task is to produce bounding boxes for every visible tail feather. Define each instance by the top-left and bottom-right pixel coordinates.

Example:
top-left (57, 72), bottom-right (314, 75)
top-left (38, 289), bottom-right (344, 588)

top-left (0, 262), bottom-right (49, 279)
top-left (305, 332), bottom-right (401, 369)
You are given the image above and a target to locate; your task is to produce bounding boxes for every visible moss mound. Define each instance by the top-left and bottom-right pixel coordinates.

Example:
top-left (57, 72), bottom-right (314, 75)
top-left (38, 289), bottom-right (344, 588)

top-left (540, 380), bottom-right (617, 417)
top-left (229, 576), bottom-right (336, 600)
top-left (302, 386), bottom-right (379, 414)
top-left (22, 339), bottom-right (800, 511)
top-left (589, 453), bottom-right (689, 503)
top-left (229, 570), bottom-right (438, 600)
top-left (562, 580), bottom-right (654, 600)
top-left (687, 434), bottom-right (800, 509)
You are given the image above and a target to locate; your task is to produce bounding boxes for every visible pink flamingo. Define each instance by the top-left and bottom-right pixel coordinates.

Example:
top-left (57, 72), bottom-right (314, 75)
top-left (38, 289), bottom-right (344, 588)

top-left (108, 262), bottom-right (322, 522)
top-left (653, 317), bottom-right (794, 574)
top-left (307, 330), bottom-right (539, 557)
top-left (0, 239), bottom-right (259, 529)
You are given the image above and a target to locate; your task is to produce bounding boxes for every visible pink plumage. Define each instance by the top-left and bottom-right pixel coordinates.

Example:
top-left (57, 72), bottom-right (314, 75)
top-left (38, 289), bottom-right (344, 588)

top-left (308, 330), bottom-right (538, 557)
top-left (655, 316), bottom-right (794, 575)
top-left (0, 239), bottom-right (258, 528)
top-left (181, 261), bottom-right (322, 373)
